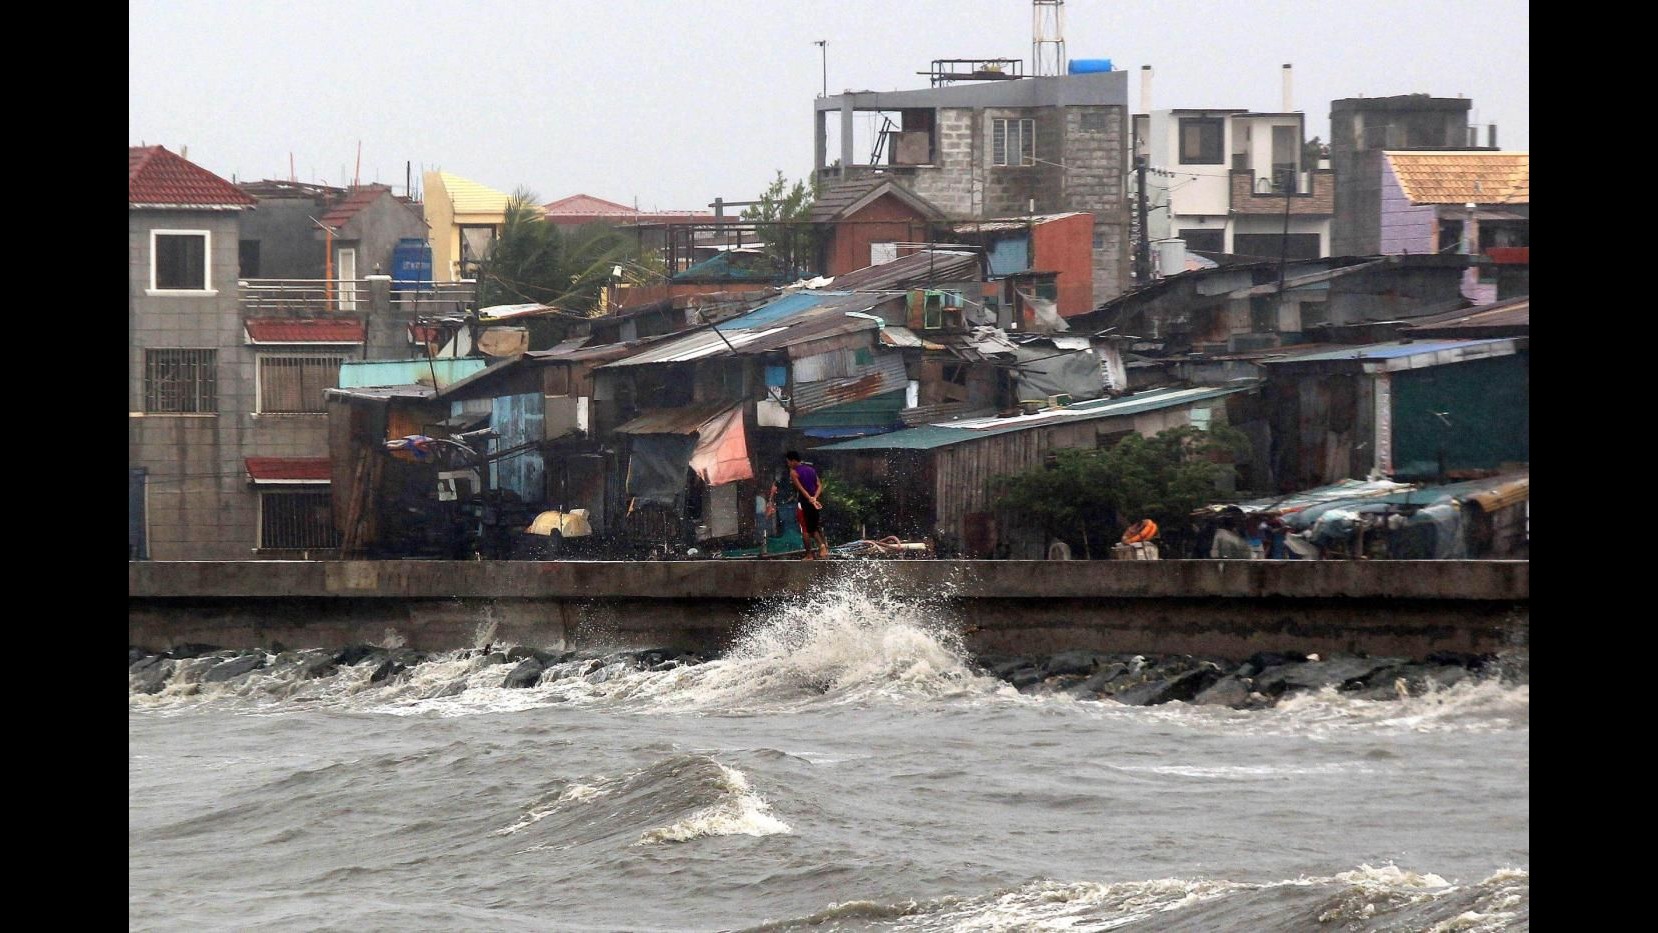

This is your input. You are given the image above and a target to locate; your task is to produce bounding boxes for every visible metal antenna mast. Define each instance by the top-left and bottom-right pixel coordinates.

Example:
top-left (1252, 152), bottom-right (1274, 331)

top-left (1032, 0), bottom-right (1066, 76)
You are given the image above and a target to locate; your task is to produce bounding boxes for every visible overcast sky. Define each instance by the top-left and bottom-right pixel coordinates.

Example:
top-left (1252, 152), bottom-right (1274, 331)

top-left (129, 0), bottom-right (1528, 211)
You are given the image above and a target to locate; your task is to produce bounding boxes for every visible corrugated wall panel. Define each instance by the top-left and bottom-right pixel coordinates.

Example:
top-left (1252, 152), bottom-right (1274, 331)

top-left (791, 353), bottom-right (908, 414)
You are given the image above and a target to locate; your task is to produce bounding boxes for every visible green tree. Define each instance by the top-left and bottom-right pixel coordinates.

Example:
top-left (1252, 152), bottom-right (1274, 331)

top-left (477, 188), bottom-right (643, 313)
top-left (821, 475), bottom-right (892, 543)
top-left (992, 424), bottom-right (1250, 557)
top-left (740, 171), bottom-right (821, 277)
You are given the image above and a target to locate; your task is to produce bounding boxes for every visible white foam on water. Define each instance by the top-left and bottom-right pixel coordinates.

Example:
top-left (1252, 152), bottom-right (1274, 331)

top-left (634, 763), bottom-right (791, 845)
top-left (1112, 761), bottom-right (1373, 779)
top-left (887, 877), bottom-right (1245, 932)
top-left (494, 781), bottom-right (612, 836)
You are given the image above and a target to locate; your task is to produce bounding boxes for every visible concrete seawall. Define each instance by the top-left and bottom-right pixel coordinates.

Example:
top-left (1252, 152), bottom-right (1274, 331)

top-left (129, 560), bottom-right (1529, 662)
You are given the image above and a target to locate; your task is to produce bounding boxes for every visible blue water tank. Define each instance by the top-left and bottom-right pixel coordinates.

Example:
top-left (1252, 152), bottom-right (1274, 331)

top-left (1068, 59), bottom-right (1114, 74)
top-left (392, 238), bottom-right (432, 290)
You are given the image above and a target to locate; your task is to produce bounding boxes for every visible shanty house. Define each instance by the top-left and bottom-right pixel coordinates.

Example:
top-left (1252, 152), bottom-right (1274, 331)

top-left (1257, 337), bottom-right (1528, 489)
top-left (596, 289), bottom-right (914, 549)
top-left (815, 383), bottom-right (1260, 556)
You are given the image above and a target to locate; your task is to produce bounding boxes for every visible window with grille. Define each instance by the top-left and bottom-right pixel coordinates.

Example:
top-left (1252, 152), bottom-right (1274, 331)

top-left (144, 348), bottom-right (217, 413)
top-left (258, 355), bottom-right (343, 413)
top-left (259, 490), bottom-right (340, 549)
top-left (151, 230), bottom-right (210, 290)
top-left (992, 118), bottom-right (1035, 166)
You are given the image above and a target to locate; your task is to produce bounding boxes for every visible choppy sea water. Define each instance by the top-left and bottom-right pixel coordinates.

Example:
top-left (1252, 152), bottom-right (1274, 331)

top-left (130, 567), bottom-right (1528, 932)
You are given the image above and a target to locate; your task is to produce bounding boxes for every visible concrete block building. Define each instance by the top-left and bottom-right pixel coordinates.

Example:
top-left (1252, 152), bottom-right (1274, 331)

top-left (813, 69), bottom-right (1131, 307)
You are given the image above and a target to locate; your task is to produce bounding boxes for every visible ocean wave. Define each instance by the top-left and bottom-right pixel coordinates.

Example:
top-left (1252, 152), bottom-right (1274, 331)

top-left (491, 754), bottom-right (791, 852)
top-left (736, 865), bottom-right (1529, 932)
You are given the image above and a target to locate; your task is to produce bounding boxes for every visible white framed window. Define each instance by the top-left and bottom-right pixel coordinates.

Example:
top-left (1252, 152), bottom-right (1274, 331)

top-left (148, 229), bottom-right (217, 294)
top-left (144, 348), bottom-right (217, 413)
top-left (258, 490), bottom-right (340, 549)
top-left (992, 118), bottom-right (1035, 167)
top-left (257, 354), bottom-right (344, 413)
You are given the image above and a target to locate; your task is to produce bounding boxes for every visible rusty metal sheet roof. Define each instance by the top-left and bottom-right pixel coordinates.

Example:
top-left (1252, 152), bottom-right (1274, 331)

top-left (613, 402), bottom-right (738, 435)
top-left (1401, 296), bottom-right (1529, 335)
top-left (825, 250), bottom-right (982, 291)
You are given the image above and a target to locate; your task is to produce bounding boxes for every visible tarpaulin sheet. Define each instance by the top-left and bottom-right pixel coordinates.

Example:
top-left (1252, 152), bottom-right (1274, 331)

top-left (1012, 347), bottom-right (1106, 401)
top-left (625, 434), bottom-right (696, 507)
top-left (689, 406), bottom-right (754, 486)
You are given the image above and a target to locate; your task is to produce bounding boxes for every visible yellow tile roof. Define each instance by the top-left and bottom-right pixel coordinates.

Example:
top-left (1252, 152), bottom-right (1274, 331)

top-left (436, 171), bottom-right (511, 214)
top-left (1384, 151), bottom-right (1529, 205)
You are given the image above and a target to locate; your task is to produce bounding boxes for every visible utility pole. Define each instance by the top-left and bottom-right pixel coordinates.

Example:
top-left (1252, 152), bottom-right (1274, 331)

top-left (814, 40), bottom-right (827, 98)
top-left (1134, 157), bottom-right (1151, 284)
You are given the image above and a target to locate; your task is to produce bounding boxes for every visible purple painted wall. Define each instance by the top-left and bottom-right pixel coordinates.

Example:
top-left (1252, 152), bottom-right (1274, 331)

top-left (1378, 162), bottom-right (1436, 255)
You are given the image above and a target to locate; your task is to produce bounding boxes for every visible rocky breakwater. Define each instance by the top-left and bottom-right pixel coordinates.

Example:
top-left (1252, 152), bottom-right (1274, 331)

top-left (973, 648), bottom-right (1527, 708)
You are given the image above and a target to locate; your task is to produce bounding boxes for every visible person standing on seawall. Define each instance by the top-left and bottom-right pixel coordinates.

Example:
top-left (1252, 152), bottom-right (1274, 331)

top-left (786, 450), bottom-right (829, 559)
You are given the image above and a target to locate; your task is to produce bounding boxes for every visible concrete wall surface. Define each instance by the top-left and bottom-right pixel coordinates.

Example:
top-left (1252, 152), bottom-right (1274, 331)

top-left (130, 560), bottom-right (1528, 661)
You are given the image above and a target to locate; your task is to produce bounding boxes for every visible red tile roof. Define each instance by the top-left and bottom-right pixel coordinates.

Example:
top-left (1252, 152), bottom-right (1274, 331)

top-left (244, 457), bottom-right (333, 482)
top-left (129, 146), bottom-right (256, 208)
top-left (543, 192), bottom-right (715, 224)
top-left (318, 184), bottom-right (394, 230)
top-left (245, 318), bottom-right (366, 343)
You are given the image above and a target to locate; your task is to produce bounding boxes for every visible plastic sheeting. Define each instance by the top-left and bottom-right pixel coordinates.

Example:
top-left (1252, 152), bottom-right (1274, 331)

top-left (1012, 347), bottom-right (1106, 401)
top-left (625, 434), bottom-right (696, 507)
top-left (688, 406), bottom-right (754, 486)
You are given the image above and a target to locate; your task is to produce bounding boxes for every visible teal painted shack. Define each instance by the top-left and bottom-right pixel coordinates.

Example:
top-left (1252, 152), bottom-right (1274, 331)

top-left (1259, 337), bottom-right (1528, 488)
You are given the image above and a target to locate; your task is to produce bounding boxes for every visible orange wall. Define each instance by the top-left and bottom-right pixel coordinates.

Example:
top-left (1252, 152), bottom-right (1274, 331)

top-left (1032, 213), bottom-right (1095, 317)
top-left (825, 195), bottom-right (935, 277)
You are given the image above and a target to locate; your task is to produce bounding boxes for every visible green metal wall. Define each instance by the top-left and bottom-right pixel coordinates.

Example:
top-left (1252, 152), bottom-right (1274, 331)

top-left (1391, 353), bottom-right (1528, 478)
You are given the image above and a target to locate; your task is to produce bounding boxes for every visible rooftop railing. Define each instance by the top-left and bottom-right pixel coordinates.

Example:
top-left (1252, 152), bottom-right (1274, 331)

top-left (238, 278), bottom-right (477, 316)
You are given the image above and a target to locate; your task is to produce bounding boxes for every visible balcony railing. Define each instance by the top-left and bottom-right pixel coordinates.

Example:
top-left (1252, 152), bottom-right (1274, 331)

top-left (239, 278), bottom-right (477, 316)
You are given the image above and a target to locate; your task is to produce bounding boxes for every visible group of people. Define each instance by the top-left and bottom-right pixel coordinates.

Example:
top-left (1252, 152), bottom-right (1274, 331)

top-left (765, 450), bottom-right (831, 560)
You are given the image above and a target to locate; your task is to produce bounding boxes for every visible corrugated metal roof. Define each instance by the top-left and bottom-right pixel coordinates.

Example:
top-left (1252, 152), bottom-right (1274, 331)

top-left (244, 318), bottom-right (366, 344)
top-left (324, 385), bottom-right (437, 402)
top-left (613, 402), bottom-right (738, 435)
top-left (601, 292), bottom-right (886, 368)
top-left (129, 146), bottom-right (256, 209)
top-left (1259, 338), bottom-right (1516, 366)
top-left (1384, 151), bottom-right (1529, 205)
top-left (1401, 297), bottom-right (1529, 333)
top-left (824, 250), bottom-right (982, 291)
top-left (245, 457), bottom-right (331, 482)
top-left (818, 383), bottom-right (1258, 452)
top-left (716, 291), bottom-right (848, 329)
top-left (880, 326), bottom-right (923, 348)
top-left (951, 213), bottom-right (1086, 233)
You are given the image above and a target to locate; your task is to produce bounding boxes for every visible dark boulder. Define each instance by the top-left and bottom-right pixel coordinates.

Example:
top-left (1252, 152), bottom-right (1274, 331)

top-left (132, 659), bottom-right (175, 694)
top-left (300, 653), bottom-right (338, 679)
top-left (203, 654), bottom-right (265, 683)
top-left (168, 643), bottom-right (223, 660)
top-left (505, 646), bottom-right (537, 662)
top-left (1253, 657), bottom-right (1397, 696)
top-left (1192, 673), bottom-right (1256, 708)
top-left (370, 660), bottom-right (406, 684)
top-left (1042, 650), bottom-right (1103, 678)
top-left (1239, 651), bottom-right (1308, 678)
top-left (1112, 665), bottom-right (1223, 706)
top-left (502, 658), bottom-right (545, 688)
top-left (333, 645), bottom-right (380, 667)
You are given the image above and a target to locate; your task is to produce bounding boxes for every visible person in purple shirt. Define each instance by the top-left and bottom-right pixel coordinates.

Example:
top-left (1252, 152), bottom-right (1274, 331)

top-left (786, 450), bottom-right (829, 559)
